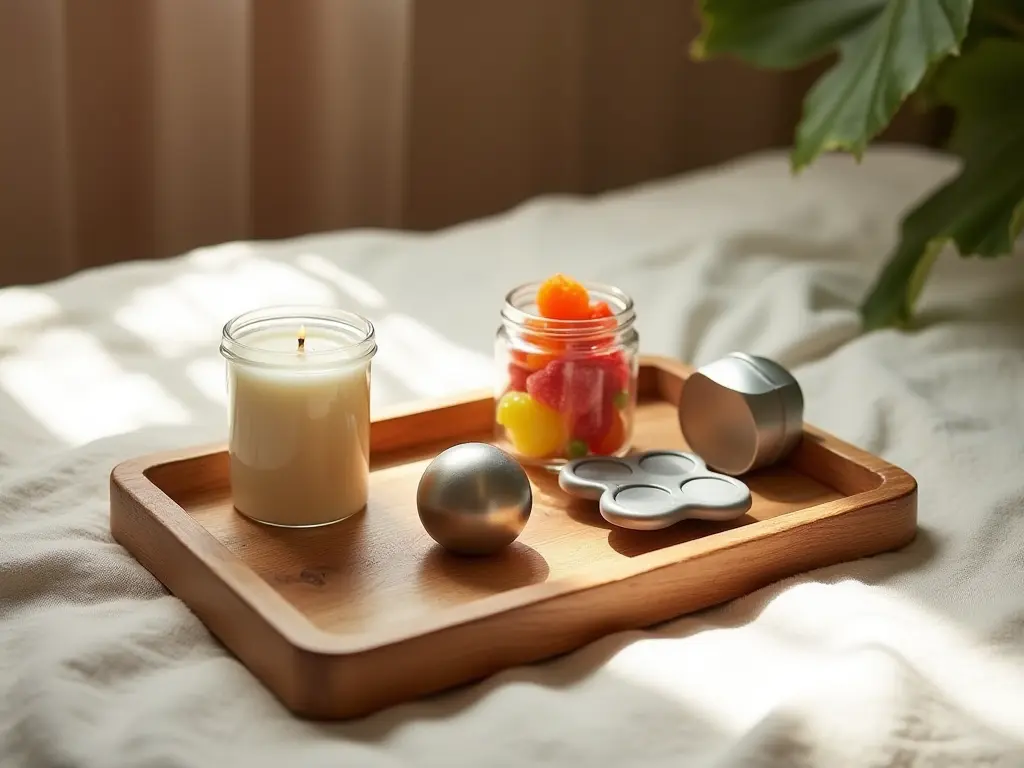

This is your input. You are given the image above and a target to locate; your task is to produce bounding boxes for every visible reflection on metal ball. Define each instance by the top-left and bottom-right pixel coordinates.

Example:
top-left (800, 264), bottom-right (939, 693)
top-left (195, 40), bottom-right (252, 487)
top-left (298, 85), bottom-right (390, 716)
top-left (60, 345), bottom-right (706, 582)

top-left (416, 442), bottom-right (533, 556)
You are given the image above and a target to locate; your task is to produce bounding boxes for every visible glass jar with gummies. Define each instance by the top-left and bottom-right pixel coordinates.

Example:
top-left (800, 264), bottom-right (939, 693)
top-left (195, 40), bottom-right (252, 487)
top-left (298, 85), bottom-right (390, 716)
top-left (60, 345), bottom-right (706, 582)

top-left (494, 275), bottom-right (639, 468)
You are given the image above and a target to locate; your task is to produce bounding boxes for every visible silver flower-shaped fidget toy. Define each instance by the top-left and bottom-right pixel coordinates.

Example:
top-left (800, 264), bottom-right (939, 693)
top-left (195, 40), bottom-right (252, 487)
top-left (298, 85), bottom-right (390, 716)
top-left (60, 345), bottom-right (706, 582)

top-left (558, 450), bottom-right (751, 531)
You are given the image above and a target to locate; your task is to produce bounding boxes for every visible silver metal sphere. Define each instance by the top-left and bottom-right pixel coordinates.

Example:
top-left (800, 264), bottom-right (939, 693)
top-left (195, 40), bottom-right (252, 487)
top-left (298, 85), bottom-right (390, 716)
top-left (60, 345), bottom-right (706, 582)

top-left (416, 442), bottom-right (532, 556)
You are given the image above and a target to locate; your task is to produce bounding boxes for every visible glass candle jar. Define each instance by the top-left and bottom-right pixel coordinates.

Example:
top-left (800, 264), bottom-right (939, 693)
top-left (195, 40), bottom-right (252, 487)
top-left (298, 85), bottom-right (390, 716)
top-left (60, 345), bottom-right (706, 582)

top-left (219, 306), bottom-right (377, 528)
top-left (494, 281), bottom-right (639, 468)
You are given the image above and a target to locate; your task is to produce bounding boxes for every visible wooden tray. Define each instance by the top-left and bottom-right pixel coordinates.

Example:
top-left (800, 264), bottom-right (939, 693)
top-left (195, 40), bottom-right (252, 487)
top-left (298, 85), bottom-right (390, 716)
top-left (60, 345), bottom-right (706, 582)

top-left (110, 356), bottom-right (916, 720)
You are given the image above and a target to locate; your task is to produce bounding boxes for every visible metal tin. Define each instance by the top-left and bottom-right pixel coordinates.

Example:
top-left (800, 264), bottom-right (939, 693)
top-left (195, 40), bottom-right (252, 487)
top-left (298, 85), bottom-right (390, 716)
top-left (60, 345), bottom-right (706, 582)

top-left (416, 442), bottom-right (533, 556)
top-left (677, 352), bottom-right (803, 476)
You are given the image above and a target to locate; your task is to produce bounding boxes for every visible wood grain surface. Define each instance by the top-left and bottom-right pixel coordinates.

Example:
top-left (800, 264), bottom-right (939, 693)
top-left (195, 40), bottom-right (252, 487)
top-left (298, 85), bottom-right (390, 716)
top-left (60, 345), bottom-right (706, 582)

top-left (110, 355), bottom-right (917, 719)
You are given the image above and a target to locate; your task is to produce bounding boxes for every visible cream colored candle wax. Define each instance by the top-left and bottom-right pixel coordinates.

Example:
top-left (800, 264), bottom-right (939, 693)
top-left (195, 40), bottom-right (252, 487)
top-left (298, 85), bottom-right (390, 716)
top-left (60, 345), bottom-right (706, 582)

top-left (220, 307), bottom-right (377, 528)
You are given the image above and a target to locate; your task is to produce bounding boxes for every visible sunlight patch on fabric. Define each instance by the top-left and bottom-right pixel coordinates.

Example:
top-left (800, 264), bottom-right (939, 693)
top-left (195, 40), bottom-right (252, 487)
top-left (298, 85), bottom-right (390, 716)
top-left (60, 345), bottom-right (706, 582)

top-left (113, 257), bottom-right (335, 357)
top-left (0, 329), bottom-right (191, 446)
top-left (372, 314), bottom-right (492, 398)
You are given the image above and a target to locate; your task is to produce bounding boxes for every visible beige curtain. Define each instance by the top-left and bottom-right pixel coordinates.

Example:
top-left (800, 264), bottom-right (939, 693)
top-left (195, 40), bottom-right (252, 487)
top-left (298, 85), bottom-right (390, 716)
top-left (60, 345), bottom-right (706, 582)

top-left (0, 0), bottom-right (942, 287)
top-left (1, 0), bottom-right (407, 285)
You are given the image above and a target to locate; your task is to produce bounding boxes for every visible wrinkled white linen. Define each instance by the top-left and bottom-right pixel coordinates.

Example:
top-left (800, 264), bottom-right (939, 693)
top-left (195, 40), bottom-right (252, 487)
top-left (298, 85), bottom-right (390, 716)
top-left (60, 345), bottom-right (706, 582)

top-left (2, 145), bottom-right (1024, 767)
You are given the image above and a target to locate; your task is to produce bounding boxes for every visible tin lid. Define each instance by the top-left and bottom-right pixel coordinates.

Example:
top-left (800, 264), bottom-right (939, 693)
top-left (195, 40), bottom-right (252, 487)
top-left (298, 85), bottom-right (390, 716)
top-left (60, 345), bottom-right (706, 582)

top-left (678, 352), bottom-right (804, 475)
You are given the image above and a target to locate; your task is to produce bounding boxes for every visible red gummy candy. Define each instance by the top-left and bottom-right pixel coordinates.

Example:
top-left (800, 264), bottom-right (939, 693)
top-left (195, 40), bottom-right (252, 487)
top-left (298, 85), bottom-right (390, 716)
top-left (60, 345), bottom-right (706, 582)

top-left (525, 359), bottom-right (603, 415)
top-left (588, 349), bottom-right (630, 393)
top-left (507, 361), bottom-right (531, 392)
top-left (522, 344), bottom-right (633, 455)
top-left (572, 397), bottom-right (614, 446)
top-left (593, 409), bottom-right (626, 455)
top-left (526, 358), bottom-right (626, 449)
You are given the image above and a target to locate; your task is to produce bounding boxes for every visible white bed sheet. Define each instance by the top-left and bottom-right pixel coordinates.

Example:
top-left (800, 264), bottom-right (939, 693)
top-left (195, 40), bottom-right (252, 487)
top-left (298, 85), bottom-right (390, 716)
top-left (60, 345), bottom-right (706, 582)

top-left (2, 146), bottom-right (1023, 767)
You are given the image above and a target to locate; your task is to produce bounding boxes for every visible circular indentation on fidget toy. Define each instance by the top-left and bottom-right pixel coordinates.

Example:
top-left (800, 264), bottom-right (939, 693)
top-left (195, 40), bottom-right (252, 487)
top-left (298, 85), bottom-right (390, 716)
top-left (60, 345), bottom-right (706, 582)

top-left (612, 484), bottom-right (673, 515)
top-left (574, 460), bottom-right (633, 481)
top-left (680, 477), bottom-right (744, 504)
top-left (637, 452), bottom-right (697, 476)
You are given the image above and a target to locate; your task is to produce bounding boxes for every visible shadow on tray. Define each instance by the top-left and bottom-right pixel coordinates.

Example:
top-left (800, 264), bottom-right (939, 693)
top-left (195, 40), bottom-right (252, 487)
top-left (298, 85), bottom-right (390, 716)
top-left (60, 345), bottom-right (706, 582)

top-left (418, 542), bottom-right (550, 592)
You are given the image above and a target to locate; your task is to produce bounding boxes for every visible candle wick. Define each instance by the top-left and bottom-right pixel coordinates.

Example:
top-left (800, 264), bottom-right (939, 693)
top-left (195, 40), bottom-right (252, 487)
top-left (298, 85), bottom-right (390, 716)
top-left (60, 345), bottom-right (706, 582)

top-left (298, 325), bottom-right (306, 352)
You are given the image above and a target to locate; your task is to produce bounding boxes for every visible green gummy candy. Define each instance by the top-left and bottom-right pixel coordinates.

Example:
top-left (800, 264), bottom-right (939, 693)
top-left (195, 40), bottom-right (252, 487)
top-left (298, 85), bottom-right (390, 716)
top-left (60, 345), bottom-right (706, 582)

top-left (567, 439), bottom-right (589, 459)
top-left (613, 390), bottom-right (629, 409)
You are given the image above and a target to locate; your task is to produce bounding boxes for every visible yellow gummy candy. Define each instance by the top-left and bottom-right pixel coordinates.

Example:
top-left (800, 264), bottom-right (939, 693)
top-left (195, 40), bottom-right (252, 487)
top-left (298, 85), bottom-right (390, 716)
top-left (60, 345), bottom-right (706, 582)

top-left (496, 391), bottom-right (565, 458)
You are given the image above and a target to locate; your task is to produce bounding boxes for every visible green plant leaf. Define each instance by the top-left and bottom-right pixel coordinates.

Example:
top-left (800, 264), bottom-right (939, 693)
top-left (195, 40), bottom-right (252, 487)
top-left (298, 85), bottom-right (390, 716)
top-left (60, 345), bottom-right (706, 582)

top-left (792, 0), bottom-right (973, 169)
top-left (859, 37), bottom-right (1024, 329)
top-left (693, 0), bottom-right (973, 170)
top-left (691, 0), bottom-right (887, 69)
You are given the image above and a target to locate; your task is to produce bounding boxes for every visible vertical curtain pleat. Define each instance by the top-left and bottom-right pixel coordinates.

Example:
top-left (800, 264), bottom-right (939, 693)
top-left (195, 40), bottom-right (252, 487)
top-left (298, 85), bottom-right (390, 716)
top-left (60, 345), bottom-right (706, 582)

top-left (249, 0), bottom-right (409, 239)
top-left (249, 0), bottom-right (322, 240)
top-left (63, 0), bottom-right (156, 270)
top-left (153, 0), bottom-right (251, 259)
top-left (405, 0), bottom-right (587, 230)
top-left (313, 0), bottom-right (410, 229)
top-left (0, 0), bottom-right (75, 284)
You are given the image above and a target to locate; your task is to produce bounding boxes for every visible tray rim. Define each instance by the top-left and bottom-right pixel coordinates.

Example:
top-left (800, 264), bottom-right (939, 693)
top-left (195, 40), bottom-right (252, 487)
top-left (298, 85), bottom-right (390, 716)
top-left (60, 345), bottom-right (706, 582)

top-left (110, 355), bottom-right (917, 659)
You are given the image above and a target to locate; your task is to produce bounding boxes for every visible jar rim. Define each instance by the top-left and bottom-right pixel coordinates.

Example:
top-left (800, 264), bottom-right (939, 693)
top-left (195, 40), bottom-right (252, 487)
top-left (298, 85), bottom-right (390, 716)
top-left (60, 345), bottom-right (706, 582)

top-left (501, 280), bottom-right (636, 339)
top-left (220, 305), bottom-right (377, 370)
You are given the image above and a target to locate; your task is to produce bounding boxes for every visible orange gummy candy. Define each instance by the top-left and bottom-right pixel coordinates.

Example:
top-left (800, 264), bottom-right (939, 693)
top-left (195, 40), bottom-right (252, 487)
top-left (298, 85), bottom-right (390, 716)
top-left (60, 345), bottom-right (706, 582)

top-left (510, 347), bottom-right (557, 371)
top-left (537, 274), bottom-right (591, 320)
